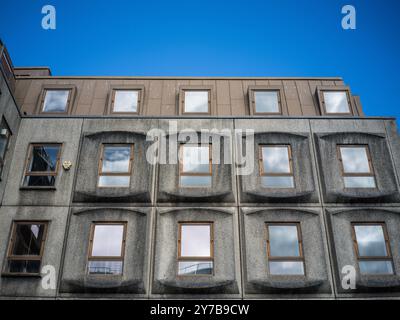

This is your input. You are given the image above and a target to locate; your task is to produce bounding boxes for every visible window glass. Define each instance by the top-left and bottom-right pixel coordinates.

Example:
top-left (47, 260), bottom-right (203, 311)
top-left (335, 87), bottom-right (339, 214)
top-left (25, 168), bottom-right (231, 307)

top-left (91, 225), bottom-right (124, 257)
top-left (340, 147), bottom-right (370, 173)
top-left (262, 146), bottom-right (291, 173)
top-left (113, 90), bottom-right (138, 113)
top-left (181, 146), bottom-right (210, 173)
top-left (255, 91), bottom-right (279, 113)
top-left (181, 225), bottom-right (211, 257)
top-left (343, 176), bottom-right (376, 188)
top-left (269, 225), bottom-right (300, 257)
top-left (323, 91), bottom-right (350, 113)
top-left (184, 91), bottom-right (209, 113)
top-left (180, 175), bottom-right (211, 187)
top-left (0, 118), bottom-right (11, 176)
top-left (269, 261), bottom-right (304, 275)
top-left (42, 90), bottom-right (69, 112)
top-left (101, 146), bottom-right (131, 173)
top-left (354, 225), bottom-right (387, 257)
top-left (178, 261), bottom-right (213, 275)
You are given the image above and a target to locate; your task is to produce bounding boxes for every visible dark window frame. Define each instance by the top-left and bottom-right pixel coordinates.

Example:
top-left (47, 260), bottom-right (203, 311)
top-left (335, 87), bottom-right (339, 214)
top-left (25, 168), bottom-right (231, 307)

top-left (351, 222), bottom-right (394, 275)
top-left (265, 222), bottom-right (306, 276)
top-left (97, 143), bottom-right (134, 188)
top-left (177, 222), bottom-right (214, 277)
top-left (3, 220), bottom-right (49, 276)
top-left (87, 221), bottom-right (127, 276)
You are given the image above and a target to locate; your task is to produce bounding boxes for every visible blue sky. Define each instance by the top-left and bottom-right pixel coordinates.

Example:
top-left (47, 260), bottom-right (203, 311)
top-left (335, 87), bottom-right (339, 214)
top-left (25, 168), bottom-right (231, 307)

top-left (0, 0), bottom-right (399, 118)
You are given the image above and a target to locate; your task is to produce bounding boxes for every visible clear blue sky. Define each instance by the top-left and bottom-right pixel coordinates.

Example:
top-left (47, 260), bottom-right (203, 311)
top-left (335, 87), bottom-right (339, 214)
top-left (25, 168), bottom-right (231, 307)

top-left (1, 0), bottom-right (399, 118)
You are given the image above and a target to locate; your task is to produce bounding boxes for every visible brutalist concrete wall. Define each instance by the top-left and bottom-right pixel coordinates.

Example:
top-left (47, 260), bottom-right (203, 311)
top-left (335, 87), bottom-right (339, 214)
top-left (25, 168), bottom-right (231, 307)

top-left (0, 70), bottom-right (21, 203)
top-left (59, 207), bottom-right (150, 298)
top-left (326, 207), bottom-right (400, 297)
top-left (151, 207), bottom-right (241, 298)
top-left (241, 207), bottom-right (332, 298)
top-left (156, 119), bottom-right (236, 206)
top-left (73, 119), bottom-right (157, 205)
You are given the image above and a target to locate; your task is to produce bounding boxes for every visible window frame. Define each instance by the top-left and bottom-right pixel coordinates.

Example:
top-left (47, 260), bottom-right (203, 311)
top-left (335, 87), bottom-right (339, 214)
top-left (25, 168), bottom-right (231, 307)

top-left (259, 144), bottom-right (295, 189)
top-left (316, 86), bottom-right (354, 115)
top-left (265, 222), bottom-right (306, 276)
top-left (179, 86), bottom-right (213, 115)
top-left (4, 220), bottom-right (49, 276)
top-left (250, 88), bottom-right (283, 115)
top-left (177, 222), bottom-right (214, 277)
top-left (0, 117), bottom-right (12, 179)
top-left (337, 144), bottom-right (377, 189)
top-left (38, 86), bottom-right (76, 115)
top-left (351, 222), bottom-right (394, 275)
top-left (178, 143), bottom-right (212, 188)
top-left (86, 222), bottom-right (127, 276)
top-left (97, 143), bottom-right (134, 188)
top-left (22, 143), bottom-right (62, 188)
top-left (109, 87), bottom-right (143, 115)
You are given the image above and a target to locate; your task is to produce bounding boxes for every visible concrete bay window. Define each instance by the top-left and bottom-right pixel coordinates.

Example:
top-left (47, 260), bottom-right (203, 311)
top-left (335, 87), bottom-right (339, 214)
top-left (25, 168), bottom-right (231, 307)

top-left (179, 144), bottom-right (212, 188)
top-left (259, 145), bottom-right (294, 188)
top-left (87, 223), bottom-right (127, 275)
top-left (4, 221), bottom-right (48, 275)
top-left (98, 144), bottom-right (134, 188)
top-left (23, 143), bottom-right (61, 187)
top-left (177, 223), bottom-right (214, 276)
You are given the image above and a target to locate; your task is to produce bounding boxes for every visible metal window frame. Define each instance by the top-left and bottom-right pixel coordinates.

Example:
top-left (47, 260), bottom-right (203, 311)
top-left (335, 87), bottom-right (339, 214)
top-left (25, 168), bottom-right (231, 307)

top-left (177, 222), bottom-right (214, 277)
top-left (97, 143), bottom-right (134, 188)
top-left (265, 222), bottom-right (306, 276)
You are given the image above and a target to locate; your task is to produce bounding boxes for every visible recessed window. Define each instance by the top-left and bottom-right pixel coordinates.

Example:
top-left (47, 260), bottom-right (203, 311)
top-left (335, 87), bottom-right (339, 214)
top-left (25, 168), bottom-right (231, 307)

top-left (183, 91), bottom-right (210, 113)
top-left (5, 221), bottom-right (48, 275)
top-left (178, 223), bottom-right (213, 276)
top-left (259, 145), bottom-right (294, 188)
top-left (42, 90), bottom-right (70, 113)
top-left (0, 118), bottom-right (11, 177)
top-left (98, 144), bottom-right (133, 187)
top-left (23, 144), bottom-right (61, 187)
top-left (352, 223), bottom-right (394, 275)
top-left (323, 91), bottom-right (351, 114)
top-left (266, 223), bottom-right (305, 275)
top-left (87, 223), bottom-right (126, 275)
top-left (112, 90), bottom-right (139, 113)
top-left (179, 144), bottom-right (212, 187)
top-left (338, 145), bottom-right (376, 188)
top-left (254, 90), bottom-right (280, 114)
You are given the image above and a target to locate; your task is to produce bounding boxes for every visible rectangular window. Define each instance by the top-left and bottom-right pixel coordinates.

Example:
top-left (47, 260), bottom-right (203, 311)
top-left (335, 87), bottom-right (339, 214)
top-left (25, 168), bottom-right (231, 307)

top-left (5, 221), bottom-right (48, 275)
top-left (179, 144), bottom-right (212, 187)
top-left (41, 89), bottom-right (71, 113)
top-left (87, 223), bottom-right (126, 275)
top-left (253, 90), bottom-right (281, 114)
top-left (352, 223), bottom-right (394, 275)
top-left (23, 144), bottom-right (61, 187)
top-left (322, 91), bottom-right (351, 114)
top-left (0, 117), bottom-right (11, 177)
top-left (266, 223), bottom-right (305, 275)
top-left (111, 90), bottom-right (139, 113)
top-left (183, 90), bottom-right (210, 114)
top-left (178, 223), bottom-right (214, 276)
top-left (98, 144), bottom-right (133, 187)
top-left (259, 145), bottom-right (294, 188)
top-left (338, 145), bottom-right (376, 188)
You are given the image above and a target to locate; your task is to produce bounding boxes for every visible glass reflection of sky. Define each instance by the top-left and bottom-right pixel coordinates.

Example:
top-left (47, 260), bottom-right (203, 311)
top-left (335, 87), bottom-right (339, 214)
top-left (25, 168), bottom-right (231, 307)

top-left (262, 146), bottom-right (290, 173)
top-left (181, 146), bottom-right (209, 173)
top-left (92, 225), bottom-right (124, 257)
top-left (323, 91), bottom-right (350, 113)
top-left (255, 91), bottom-right (279, 113)
top-left (343, 176), bottom-right (375, 188)
top-left (184, 91), bottom-right (208, 113)
top-left (181, 225), bottom-right (211, 257)
top-left (102, 146), bottom-right (131, 173)
top-left (340, 147), bottom-right (370, 173)
top-left (269, 225), bottom-right (300, 257)
top-left (113, 90), bottom-right (138, 112)
top-left (269, 261), bottom-right (304, 275)
top-left (43, 90), bottom-right (69, 112)
top-left (354, 225), bottom-right (387, 257)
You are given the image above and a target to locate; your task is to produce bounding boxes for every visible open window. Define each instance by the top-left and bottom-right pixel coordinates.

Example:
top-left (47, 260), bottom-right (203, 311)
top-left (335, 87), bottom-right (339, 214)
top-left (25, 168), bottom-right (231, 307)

top-left (338, 145), bottom-right (376, 189)
top-left (23, 143), bottom-right (62, 187)
top-left (4, 221), bottom-right (48, 275)
top-left (98, 144), bottom-right (134, 188)
top-left (177, 222), bottom-right (214, 276)
top-left (259, 145), bottom-right (294, 188)
top-left (352, 223), bottom-right (394, 275)
top-left (179, 144), bottom-right (212, 187)
top-left (87, 223), bottom-right (127, 275)
top-left (266, 223), bottom-right (305, 275)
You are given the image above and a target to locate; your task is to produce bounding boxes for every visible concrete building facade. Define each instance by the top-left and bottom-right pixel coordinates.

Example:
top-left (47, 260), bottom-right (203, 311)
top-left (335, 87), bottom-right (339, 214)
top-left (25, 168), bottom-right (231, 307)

top-left (1, 40), bottom-right (400, 299)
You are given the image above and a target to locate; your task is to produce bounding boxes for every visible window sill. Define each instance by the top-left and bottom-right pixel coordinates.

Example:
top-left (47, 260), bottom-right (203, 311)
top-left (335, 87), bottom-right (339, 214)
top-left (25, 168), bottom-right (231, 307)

top-left (19, 186), bottom-right (57, 191)
top-left (1, 272), bottom-right (42, 278)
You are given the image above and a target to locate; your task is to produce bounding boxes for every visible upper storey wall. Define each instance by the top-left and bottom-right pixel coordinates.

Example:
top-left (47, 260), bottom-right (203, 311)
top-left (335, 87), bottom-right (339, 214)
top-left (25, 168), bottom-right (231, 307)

top-left (13, 77), bottom-right (364, 117)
